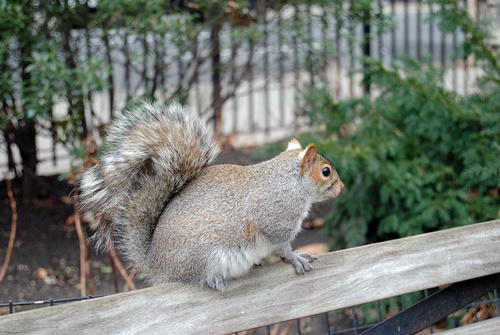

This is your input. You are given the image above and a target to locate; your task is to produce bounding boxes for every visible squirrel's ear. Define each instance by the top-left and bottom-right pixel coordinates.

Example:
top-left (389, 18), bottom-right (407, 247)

top-left (287, 138), bottom-right (302, 151)
top-left (299, 144), bottom-right (318, 176)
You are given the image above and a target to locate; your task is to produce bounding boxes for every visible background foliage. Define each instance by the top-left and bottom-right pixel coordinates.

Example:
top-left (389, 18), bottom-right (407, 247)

top-left (1, 0), bottom-right (387, 198)
top-left (301, 0), bottom-right (500, 250)
top-left (2, 0), bottom-right (496, 239)
top-left (0, 0), bottom-right (255, 197)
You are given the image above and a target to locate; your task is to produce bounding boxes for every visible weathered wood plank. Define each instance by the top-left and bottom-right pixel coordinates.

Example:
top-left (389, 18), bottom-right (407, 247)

top-left (438, 317), bottom-right (500, 335)
top-left (1, 219), bottom-right (499, 335)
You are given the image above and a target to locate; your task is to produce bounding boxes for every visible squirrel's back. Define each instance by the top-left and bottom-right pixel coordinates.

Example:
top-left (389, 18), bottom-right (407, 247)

top-left (80, 102), bottom-right (219, 265)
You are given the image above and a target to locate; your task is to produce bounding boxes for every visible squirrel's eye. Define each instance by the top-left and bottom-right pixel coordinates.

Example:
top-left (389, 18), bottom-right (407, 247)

top-left (321, 166), bottom-right (331, 177)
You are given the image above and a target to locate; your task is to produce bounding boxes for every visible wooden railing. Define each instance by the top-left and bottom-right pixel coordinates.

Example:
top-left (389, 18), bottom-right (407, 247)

top-left (1, 219), bottom-right (499, 334)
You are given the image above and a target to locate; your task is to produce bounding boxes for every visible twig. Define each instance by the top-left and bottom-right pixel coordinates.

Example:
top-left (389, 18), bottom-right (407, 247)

top-left (123, 267), bottom-right (137, 292)
top-left (108, 245), bottom-right (137, 291)
top-left (282, 321), bottom-right (294, 335)
top-left (72, 185), bottom-right (88, 296)
top-left (0, 177), bottom-right (17, 283)
top-left (85, 243), bottom-right (95, 296)
top-left (108, 252), bottom-right (119, 292)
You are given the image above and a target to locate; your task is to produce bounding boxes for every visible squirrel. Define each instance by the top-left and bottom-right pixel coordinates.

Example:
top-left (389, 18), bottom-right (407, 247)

top-left (80, 102), bottom-right (344, 290)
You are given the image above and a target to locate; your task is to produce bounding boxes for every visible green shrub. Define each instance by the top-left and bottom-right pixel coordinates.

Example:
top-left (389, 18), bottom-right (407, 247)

top-left (302, 0), bottom-right (500, 249)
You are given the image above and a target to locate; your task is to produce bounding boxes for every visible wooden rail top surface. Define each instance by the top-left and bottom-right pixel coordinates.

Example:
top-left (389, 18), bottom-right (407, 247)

top-left (1, 219), bottom-right (499, 334)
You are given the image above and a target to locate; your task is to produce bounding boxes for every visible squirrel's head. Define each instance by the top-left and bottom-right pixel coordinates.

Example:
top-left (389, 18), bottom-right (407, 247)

top-left (287, 138), bottom-right (344, 202)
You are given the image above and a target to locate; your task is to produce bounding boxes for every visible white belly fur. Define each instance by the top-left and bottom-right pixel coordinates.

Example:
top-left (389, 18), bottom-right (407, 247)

top-left (207, 236), bottom-right (276, 281)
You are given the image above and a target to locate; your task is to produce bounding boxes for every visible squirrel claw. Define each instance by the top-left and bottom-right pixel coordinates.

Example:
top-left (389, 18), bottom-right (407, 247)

top-left (299, 252), bottom-right (318, 263)
top-left (207, 275), bottom-right (227, 291)
top-left (283, 251), bottom-right (316, 274)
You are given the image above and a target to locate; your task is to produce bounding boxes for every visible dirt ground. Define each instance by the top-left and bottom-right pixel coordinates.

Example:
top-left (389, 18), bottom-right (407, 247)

top-left (0, 148), bottom-right (354, 333)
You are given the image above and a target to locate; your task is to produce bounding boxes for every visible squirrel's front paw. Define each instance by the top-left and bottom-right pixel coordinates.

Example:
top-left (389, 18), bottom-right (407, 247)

top-left (281, 251), bottom-right (317, 275)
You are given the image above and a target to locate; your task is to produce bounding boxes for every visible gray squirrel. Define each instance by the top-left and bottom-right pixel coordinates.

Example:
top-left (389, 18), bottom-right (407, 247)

top-left (80, 102), bottom-right (344, 290)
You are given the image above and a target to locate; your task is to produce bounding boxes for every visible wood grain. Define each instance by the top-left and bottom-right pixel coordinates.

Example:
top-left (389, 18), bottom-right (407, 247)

top-left (1, 219), bottom-right (499, 334)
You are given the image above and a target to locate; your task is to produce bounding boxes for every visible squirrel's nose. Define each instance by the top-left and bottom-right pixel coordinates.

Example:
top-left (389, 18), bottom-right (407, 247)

top-left (339, 181), bottom-right (344, 189)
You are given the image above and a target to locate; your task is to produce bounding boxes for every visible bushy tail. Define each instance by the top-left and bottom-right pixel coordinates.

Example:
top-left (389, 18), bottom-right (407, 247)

top-left (80, 102), bottom-right (219, 265)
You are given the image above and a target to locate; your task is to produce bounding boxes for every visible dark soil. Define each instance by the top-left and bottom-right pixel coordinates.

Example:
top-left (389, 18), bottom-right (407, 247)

top-left (0, 148), bottom-right (347, 333)
top-left (0, 174), bottom-right (149, 307)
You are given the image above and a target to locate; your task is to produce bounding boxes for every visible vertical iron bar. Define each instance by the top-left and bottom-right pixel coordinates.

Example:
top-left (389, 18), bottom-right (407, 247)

top-left (159, 33), bottom-right (166, 103)
top-left (426, 289), bottom-right (434, 333)
top-left (210, 16), bottom-right (222, 136)
top-left (463, 0), bottom-right (471, 95)
top-left (495, 289), bottom-right (500, 315)
top-left (404, 0), bottom-right (409, 55)
top-left (321, 4), bottom-right (328, 72)
top-left (164, 33), bottom-right (170, 104)
top-left (278, 8), bottom-right (285, 127)
top-left (152, 33), bottom-right (161, 102)
top-left (452, 29), bottom-right (458, 91)
top-left (362, 3), bottom-right (371, 94)
top-left (177, 50), bottom-right (183, 102)
top-left (263, 4), bottom-right (270, 134)
top-left (378, 0), bottom-right (383, 61)
top-left (230, 32), bottom-right (238, 133)
top-left (464, 54), bottom-right (469, 95)
top-left (195, 36), bottom-right (202, 117)
top-left (143, 35), bottom-right (149, 95)
top-left (417, 0), bottom-right (422, 60)
top-left (450, 312), bottom-right (457, 328)
top-left (377, 300), bottom-right (384, 322)
top-left (248, 42), bottom-right (254, 131)
top-left (335, 2), bottom-right (342, 99)
top-left (292, 4), bottom-right (300, 129)
top-left (352, 306), bottom-right (359, 335)
top-left (441, 4), bottom-right (446, 67)
top-left (85, 28), bottom-right (96, 130)
top-left (123, 32), bottom-right (131, 101)
top-left (103, 30), bottom-right (114, 116)
top-left (429, 2), bottom-right (434, 61)
top-left (391, 0), bottom-right (396, 59)
top-left (325, 312), bottom-right (332, 335)
top-left (472, 301), bottom-right (479, 322)
top-left (349, 0), bottom-right (354, 97)
top-left (307, 4), bottom-right (314, 86)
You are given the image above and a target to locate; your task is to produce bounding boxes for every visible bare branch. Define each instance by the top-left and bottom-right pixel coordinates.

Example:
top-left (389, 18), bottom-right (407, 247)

top-left (0, 177), bottom-right (18, 283)
top-left (108, 245), bottom-right (137, 291)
